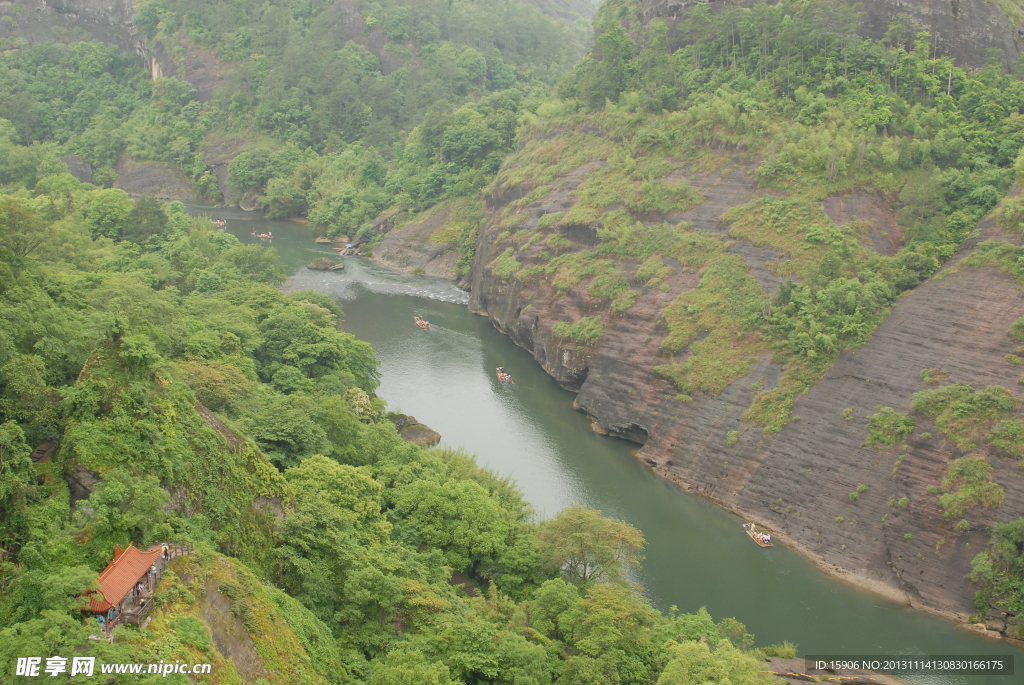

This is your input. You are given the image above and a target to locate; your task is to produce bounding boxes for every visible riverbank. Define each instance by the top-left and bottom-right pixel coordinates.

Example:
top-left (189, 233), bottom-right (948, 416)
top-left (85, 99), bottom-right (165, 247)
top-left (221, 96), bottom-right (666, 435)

top-left (202, 208), bottom-right (1024, 682)
top-left (359, 218), bottom-right (1018, 639)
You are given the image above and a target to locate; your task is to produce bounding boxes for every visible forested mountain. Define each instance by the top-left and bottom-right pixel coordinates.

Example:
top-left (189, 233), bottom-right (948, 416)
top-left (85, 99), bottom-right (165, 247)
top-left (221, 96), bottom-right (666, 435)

top-left (464, 0), bottom-right (1024, 635)
top-left (0, 1), bottom-right (806, 683)
top-left (0, 0), bottom-right (592, 232)
top-left (3, 0), bottom-right (1024, 679)
top-left (0, 158), bottom-right (791, 682)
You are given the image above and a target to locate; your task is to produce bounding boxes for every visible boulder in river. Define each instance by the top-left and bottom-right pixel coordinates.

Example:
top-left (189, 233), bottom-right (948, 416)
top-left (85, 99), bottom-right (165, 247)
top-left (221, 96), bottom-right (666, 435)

top-left (306, 257), bottom-right (345, 271)
top-left (388, 413), bottom-right (441, 447)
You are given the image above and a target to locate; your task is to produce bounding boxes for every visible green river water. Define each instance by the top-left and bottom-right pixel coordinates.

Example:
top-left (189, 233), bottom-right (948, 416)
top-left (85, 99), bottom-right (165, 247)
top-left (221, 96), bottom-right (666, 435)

top-left (197, 205), bottom-right (1023, 684)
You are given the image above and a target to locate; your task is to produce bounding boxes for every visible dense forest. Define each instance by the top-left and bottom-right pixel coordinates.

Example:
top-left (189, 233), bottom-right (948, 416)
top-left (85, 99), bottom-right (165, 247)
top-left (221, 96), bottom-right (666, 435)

top-left (0, 161), bottom-right (793, 682)
top-left (3, 0), bottom-right (1024, 679)
top-left (0, 0), bottom-right (588, 251)
top-left (0, 4), bottom-right (796, 682)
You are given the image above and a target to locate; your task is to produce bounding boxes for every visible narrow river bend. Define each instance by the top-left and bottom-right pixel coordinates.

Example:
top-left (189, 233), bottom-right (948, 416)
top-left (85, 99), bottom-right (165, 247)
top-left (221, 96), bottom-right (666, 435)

top-left (197, 205), bottom-right (1024, 685)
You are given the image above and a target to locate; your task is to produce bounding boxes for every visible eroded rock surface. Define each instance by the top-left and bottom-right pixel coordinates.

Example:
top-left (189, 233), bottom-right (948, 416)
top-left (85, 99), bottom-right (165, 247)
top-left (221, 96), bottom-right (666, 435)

top-left (374, 206), bottom-right (459, 279)
top-left (114, 154), bottom-right (197, 200)
top-left (197, 573), bottom-right (271, 683)
top-left (469, 140), bottom-right (1024, 620)
top-left (638, 0), bottom-right (1023, 69)
top-left (60, 155), bottom-right (93, 184)
top-left (306, 257), bottom-right (345, 271)
top-left (0, 0), bottom-right (146, 55)
top-left (724, 263), bottom-right (1024, 616)
top-left (670, 166), bottom-right (756, 232)
top-left (388, 413), bottom-right (442, 447)
top-left (822, 191), bottom-right (903, 255)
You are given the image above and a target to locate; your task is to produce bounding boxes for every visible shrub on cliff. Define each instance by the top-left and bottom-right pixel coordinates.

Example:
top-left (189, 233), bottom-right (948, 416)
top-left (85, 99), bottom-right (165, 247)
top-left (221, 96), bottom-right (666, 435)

top-left (990, 419), bottom-right (1024, 462)
top-left (492, 247), bottom-right (522, 280)
top-left (970, 519), bottom-right (1024, 615)
top-left (865, 407), bottom-right (915, 448)
top-left (553, 316), bottom-right (605, 345)
top-left (937, 457), bottom-right (1006, 519)
top-left (911, 384), bottom-right (1020, 450)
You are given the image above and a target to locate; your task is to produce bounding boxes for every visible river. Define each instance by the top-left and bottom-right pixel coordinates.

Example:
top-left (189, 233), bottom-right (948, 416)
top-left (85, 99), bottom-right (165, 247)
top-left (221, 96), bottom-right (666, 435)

top-left (198, 205), bottom-right (1023, 684)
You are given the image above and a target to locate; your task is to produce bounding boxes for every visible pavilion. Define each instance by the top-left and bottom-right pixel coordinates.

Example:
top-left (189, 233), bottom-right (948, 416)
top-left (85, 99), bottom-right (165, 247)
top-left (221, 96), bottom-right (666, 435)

top-left (84, 543), bottom-right (162, 631)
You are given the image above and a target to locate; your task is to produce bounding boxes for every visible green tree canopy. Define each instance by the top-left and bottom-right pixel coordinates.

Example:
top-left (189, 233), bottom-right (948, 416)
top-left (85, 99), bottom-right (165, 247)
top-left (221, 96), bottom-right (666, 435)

top-left (538, 504), bottom-right (645, 585)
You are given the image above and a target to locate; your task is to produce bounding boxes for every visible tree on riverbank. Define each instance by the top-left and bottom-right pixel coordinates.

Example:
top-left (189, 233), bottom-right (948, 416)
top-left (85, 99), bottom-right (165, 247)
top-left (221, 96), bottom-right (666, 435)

top-left (539, 504), bottom-right (646, 585)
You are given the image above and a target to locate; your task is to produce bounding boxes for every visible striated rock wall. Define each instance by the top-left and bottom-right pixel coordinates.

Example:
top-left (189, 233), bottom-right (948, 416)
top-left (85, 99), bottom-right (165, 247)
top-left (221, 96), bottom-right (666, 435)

top-left (468, 139), bottom-right (1024, 619)
top-left (638, 0), bottom-right (1023, 69)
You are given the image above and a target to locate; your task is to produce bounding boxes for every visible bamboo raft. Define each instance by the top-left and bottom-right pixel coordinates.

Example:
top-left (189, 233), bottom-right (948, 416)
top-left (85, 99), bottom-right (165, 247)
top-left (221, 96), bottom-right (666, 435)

top-left (742, 523), bottom-right (773, 548)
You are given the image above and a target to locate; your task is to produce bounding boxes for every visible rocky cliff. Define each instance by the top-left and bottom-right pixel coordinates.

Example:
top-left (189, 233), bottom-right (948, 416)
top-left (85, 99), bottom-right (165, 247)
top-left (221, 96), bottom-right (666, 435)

top-left (639, 0), bottom-right (1023, 69)
top-left (0, 0), bottom-right (145, 55)
top-left (0, 0), bottom-right (593, 203)
top-left (145, 551), bottom-right (342, 685)
top-left (466, 117), bottom-right (1024, 628)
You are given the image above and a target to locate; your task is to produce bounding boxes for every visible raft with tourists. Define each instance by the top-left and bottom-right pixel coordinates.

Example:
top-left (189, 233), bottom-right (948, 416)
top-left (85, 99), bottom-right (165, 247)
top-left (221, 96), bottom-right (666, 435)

top-left (414, 316), bottom-right (430, 330)
top-left (742, 523), bottom-right (772, 548)
top-left (496, 367), bottom-right (513, 383)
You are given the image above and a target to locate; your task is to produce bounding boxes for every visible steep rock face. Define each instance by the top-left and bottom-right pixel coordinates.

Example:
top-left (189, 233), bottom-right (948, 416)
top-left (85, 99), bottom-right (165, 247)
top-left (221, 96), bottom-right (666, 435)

top-left (0, 0), bottom-right (146, 55)
top-left (114, 153), bottom-right (198, 200)
top-left (724, 260), bottom-right (1024, 616)
top-left (374, 205), bottom-right (460, 279)
top-left (148, 39), bottom-right (227, 103)
top-left (59, 155), bottom-right (93, 184)
top-left (469, 139), bottom-right (1024, 618)
top-left (157, 553), bottom-right (338, 685)
top-left (388, 413), bottom-right (443, 446)
top-left (821, 191), bottom-right (903, 256)
top-left (638, 0), bottom-right (1023, 69)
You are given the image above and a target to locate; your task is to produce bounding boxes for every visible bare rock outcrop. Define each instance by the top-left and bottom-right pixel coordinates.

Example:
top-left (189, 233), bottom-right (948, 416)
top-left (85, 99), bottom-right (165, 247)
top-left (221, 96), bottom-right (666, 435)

top-left (60, 155), bottom-right (94, 184)
top-left (306, 257), bottom-right (345, 271)
top-left (388, 413), bottom-right (442, 447)
top-left (114, 154), bottom-right (197, 200)
top-left (66, 463), bottom-right (102, 508)
top-left (821, 191), bottom-right (903, 256)
top-left (531, 0), bottom-right (597, 22)
top-left (0, 0), bottom-right (146, 56)
top-left (195, 402), bottom-right (246, 455)
top-left (638, 0), bottom-right (1023, 69)
top-left (373, 205), bottom-right (459, 279)
top-left (203, 137), bottom-right (247, 205)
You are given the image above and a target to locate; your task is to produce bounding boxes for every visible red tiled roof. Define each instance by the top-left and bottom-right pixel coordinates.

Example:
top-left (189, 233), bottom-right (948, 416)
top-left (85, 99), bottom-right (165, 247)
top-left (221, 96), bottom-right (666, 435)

top-left (85, 543), bottom-right (161, 612)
